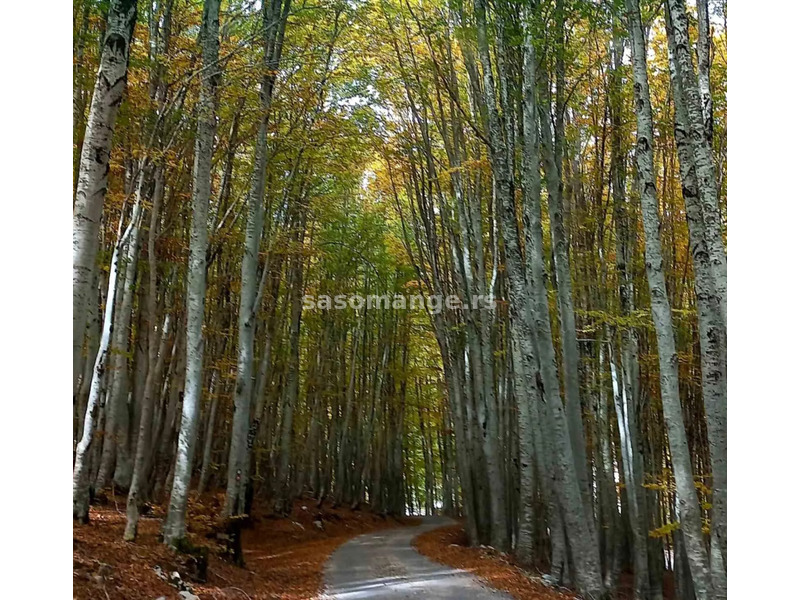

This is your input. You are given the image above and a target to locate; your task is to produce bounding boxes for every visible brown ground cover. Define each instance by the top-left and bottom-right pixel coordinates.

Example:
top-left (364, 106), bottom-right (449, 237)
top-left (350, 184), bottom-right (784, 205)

top-left (413, 523), bottom-right (579, 600)
top-left (74, 493), bottom-right (417, 600)
top-left (414, 523), bottom-right (677, 600)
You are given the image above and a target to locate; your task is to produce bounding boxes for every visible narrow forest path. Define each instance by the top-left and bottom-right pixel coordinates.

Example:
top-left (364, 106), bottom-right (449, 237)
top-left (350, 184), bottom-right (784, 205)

top-left (321, 516), bottom-right (512, 599)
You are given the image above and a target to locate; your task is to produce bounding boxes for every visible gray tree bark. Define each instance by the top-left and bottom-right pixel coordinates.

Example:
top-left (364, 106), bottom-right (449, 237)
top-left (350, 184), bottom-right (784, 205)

top-left (124, 170), bottom-right (169, 540)
top-left (625, 1), bottom-right (714, 597)
top-left (514, 18), bottom-right (543, 567)
top-left (96, 166), bottom-right (148, 491)
top-left (609, 27), bottom-right (651, 599)
top-left (125, 313), bottom-right (171, 540)
top-left (223, 0), bottom-right (291, 519)
top-left (198, 370), bottom-right (220, 495)
top-left (538, 80), bottom-right (592, 515)
top-left (273, 231), bottom-right (305, 513)
top-left (664, 0), bottom-right (726, 323)
top-left (162, 0), bottom-right (221, 547)
top-left (471, 0), bottom-right (514, 553)
top-left (665, 16), bottom-right (727, 596)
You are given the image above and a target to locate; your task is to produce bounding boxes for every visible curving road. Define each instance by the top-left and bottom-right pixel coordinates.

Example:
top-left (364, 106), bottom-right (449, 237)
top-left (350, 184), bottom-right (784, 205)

top-left (321, 516), bottom-right (512, 599)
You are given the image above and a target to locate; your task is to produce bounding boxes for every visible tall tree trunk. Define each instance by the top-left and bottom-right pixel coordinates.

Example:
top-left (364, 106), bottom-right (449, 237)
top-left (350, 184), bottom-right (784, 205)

top-left (75, 270), bottom-right (101, 453)
top-left (664, 0), bottom-right (726, 323)
top-left (610, 349), bottom-right (650, 599)
top-left (514, 16), bottom-right (543, 567)
top-left (336, 326), bottom-right (360, 505)
top-left (625, 1), bottom-right (713, 597)
top-left (665, 16), bottom-right (727, 596)
top-left (162, 0), bottom-right (221, 547)
top-left (73, 0), bottom-right (137, 399)
top-left (96, 167), bottom-right (148, 491)
top-left (471, 0), bottom-right (513, 553)
top-left (125, 313), bottom-right (171, 539)
top-left (274, 233), bottom-right (305, 513)
top-left (124, 169), bottom-right (169, 539)
top-left (610, 25), bottom-right (651, 599)
top-left (198, 371), bottom-right (220, 495)
top-left (517, 6), bottom-right (603, 593)
top-left (538, 55), bottom-right (592, 518)
top-left (223, 0), bottom-right (291, 519)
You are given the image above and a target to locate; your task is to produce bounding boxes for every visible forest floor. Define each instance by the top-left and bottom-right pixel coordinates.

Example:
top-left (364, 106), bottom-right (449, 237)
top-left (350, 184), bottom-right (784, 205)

top-left (413, 524), bottom-right (578, 600)
top-left (73, 492), bottom-right (419, 600)
top-left (414, 524), bottom-right (673, 600)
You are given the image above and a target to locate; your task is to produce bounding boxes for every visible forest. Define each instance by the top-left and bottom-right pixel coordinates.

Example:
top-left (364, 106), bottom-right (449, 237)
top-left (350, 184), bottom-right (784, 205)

top-left (72, 0), bottom-right (727, 598)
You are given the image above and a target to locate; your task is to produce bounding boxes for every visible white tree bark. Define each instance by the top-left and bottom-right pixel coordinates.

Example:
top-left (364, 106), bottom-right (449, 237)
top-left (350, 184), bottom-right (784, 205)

top-left (162, 0), bottom-right (221, 547)
top-left (73, 192), bottom-right (144, 522)
top-left (610, 352), bottom-right (650, 599)
top-left (665, 0), bottom-right (726, 323)
top-left (75, 269), bottom-right (101, 453)
top-left (666, 18), bottom-right (727, 597)
top-left (96, 166), bottom-right (148, 491)
top-left (73, 0), bottom-right (137, 399)
top-left (223, 0), bottom-right (291, 518)
top-left (609, 28), bottom-right (651, 599)
top-left (625, 1), bottom-right (714, 597)
top-left (696, 0), bottom-right (713, 145)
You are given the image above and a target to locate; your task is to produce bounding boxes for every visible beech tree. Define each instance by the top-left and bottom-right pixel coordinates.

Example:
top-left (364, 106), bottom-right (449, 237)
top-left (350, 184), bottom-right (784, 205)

top-left (73, 0), bottom-right (137, 401)
top-left (162, 0), bottom-right (221, 547)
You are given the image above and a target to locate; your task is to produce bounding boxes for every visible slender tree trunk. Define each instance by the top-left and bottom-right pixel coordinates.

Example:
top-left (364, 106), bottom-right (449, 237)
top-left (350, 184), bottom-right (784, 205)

top-left (125, 313), bottom-right (171, 540)
top-left (223, 0), bottom-right (291, 519)
top-left (610, 349), bottom-right (650, 599)
top-left (198, 371), bottom-right (220, 495)
top-left (696, 0), bottom-right (713, 146)
top-left (517, 7), bottom-right (603, 593)
top-left (538, 65), bottom-right (592, 517)
top-left (74, 193), bottom-right (144, 522)
top-left (124, 169), bottom-right (168, 539)
top-left (609, 26), bottom-right (651, 599)
top-left (96, 167), bottom-right (148, 491)
top-left (274, 238), bottom-right (304, 513)
top-left (514, 18), bottom-right (543, 566)
top-left (471, 0), bottom-right (513, 553)
top-left (336, 327), bottom-right (360, 505)
top-left (75, 270), bottom-right (101, 453)
top-left (162, 0), bottom-right (221, 547)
